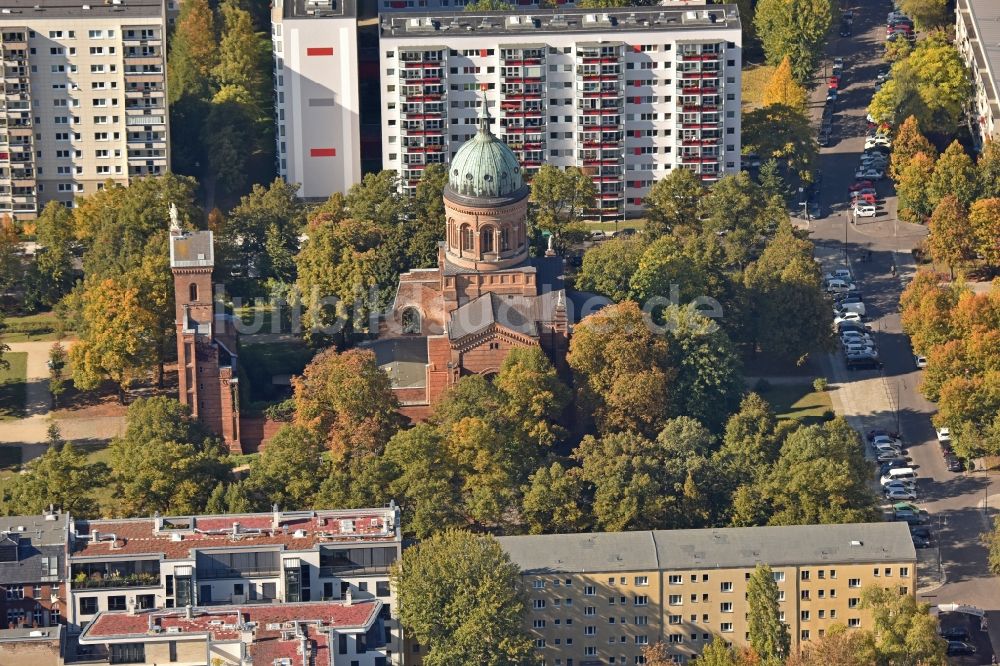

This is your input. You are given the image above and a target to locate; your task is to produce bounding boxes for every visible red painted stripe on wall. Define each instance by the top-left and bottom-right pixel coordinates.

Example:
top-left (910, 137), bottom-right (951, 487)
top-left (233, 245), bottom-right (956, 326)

top-left (310, 148), bottom-right (337, 157)
top-left (306, 47), bottom-right (334, 56)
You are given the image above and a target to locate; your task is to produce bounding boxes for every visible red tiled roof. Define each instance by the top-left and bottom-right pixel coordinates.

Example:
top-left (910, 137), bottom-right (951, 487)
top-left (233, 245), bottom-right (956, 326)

top-left (82, 600), bottom-right (380, 641)
top-left (71, 510), bottom-right (397, 559)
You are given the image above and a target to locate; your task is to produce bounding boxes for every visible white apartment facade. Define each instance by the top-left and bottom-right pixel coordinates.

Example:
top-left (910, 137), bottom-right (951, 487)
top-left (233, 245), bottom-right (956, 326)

top-left (271, 0), bottom-right (362, 200)
top-left (379, 6), bottom-right (742, 220)
top-left (956, 0), bottom-right (1000, 148)
top-left (0, 0), bottom-right (167, 219)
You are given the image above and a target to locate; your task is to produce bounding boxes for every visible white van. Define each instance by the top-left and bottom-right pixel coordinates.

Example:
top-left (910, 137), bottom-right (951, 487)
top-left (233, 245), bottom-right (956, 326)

top-left (826, 279), bottom-right (857, 293)
top-left (880, 467), bottom-right (916, 485)
top-left (854, 203), bottom-right (877, 217)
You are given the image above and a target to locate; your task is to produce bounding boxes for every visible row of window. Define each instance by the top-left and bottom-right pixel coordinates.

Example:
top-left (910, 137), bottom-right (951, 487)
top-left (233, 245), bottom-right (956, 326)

top-left (388, 43), bottom-right (734, 59)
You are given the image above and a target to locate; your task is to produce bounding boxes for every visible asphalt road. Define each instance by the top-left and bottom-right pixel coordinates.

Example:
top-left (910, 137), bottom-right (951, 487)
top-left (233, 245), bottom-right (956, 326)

top-left (798, 0), bottom-right (1000, 655)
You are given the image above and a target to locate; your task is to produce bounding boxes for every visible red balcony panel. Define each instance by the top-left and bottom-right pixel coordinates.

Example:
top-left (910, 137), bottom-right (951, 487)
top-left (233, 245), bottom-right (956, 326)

top-left (307, 47), bottom-right (334, 57)
top-left (310, 147), bottom-right (336, 157)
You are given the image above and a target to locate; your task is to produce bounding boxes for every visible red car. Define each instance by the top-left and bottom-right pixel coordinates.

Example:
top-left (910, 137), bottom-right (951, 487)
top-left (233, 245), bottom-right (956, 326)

top-left (852, 192), bottom-right (877, 205)
top-left (849, 180), bottom-right (874, 192)
top-left (828, 76), bottom-right (840, 89)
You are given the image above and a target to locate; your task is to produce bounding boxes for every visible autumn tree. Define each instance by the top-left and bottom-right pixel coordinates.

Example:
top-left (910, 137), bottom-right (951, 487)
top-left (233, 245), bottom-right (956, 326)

top-left (763, 55), bottom-right (807, 112)
top-left (108, 397), bottom-right (229, 516)
top-left (927, 195), bottom-right (973, 278)
top-left (392, 530), bottom-right (536, 666)
top-left (747, 564), bottom-right (790, 665)
top-left (929, 141), bottom-right (977, 209)
top-left (984, 515), bottom-right (1000, 577)
top-left (167, 0), bottom-right (218, 102)
top-left (895, 152), bottom-right (937, 221)
top-left (754, 0), bottom-right (835, 82)
top-left (292, 347), bottom-right (402, 458)
top-left (898, 0), bottom-right (948, 29)
top-left (643, 167), bottom-right (704, 238)
top-left (969, 198), bottom-right (1000, 269)
top-left (529, 164), bottom-right (597, 240)
top-left (977, 139), bottom-right (1000, 199)
top-left (575, 236), bottom-right (645, 302)
top-left (521, 462), bottom-right (591, 534)
top-left (0, 216), bottom-right (21, 304)
top-left (494, 347), bottom-right (570, 448)
top-left (69, 279), bottom-right (159, 398)
top-left (889, 115), bottom-right (936, 182)
top-left (899, 272), bottom-right (963, 356)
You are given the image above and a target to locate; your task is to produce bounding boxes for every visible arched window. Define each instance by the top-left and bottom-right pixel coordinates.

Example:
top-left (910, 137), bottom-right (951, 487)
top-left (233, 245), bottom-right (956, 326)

top-left (401, 307), bottom-right (421, 335)
top-left (189, 283), bottom-right (198, 302)
top-left (500, 226), bottom-right (510, 251)
top-left (461, 224), bottom-right (474, 252)
top-left (481, 225), bottom-right (495, 254)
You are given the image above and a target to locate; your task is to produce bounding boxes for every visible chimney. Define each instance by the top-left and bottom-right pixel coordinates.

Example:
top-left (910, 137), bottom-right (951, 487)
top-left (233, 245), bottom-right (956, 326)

top-left (272, 504), bottom-right (282, 530)
top-left (127, 598), bottom-right (136, 616)
top-left (153, 511), bottom-right (163, 532)
top-left (344, 588), bottom-right (352, 607)
top-left (184, 605), bottom-right (193, 620)
top-left (90, 530), bottom-right (100, 543)
top-left (232, 522), bottom-right (241, 537)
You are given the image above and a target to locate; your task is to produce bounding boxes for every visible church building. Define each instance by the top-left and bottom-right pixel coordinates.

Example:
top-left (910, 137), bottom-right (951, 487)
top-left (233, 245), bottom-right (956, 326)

top-left (370, 105), bottom-right (572, 420)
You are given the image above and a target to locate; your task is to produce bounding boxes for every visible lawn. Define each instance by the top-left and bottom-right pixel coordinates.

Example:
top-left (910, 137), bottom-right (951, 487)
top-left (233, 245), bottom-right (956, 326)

top-left (742, 64), bottom-right (775, 111)
top-left (0, 351), bottom-right (27, 420)
top-left (763, 383), bottom-right (834, 425)
top-left (0, 310), bottom-right (68, 343)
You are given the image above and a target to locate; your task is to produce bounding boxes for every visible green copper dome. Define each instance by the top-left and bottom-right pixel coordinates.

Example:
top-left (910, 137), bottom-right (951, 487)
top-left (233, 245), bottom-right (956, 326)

top-left (448, 103), bottom-right (523, 199)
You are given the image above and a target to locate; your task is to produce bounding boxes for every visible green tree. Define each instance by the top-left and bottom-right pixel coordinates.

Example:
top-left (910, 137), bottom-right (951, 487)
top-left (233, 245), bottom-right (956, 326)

top-left (742, 104), bottom-right (817, 178)
top-left (898, 0), bottom-right (948, 29)
top-left (463, 0), bottom-right (513, 9)
top-left (108, 397), bottom-right (228, 516)
top-left (927, 195), bottom-right (974, 278)
top-left (521, 462), bottom-right (591, 534)
top-left (292, 347), bottom-right (402, 458)
top-left (30, 201), bottom-right (76, 307)
top-left (743, 220), bottom-right (832, 363)
top-left (895, 151), bottom-right (937, 221)
top-left (346, 170), bottom-right (409, 229)
top-left (977, 139), bottom-right (1000, 199)
top-left (757, 159), bottom-right (786, 201)
top-left (0, 217), bottom-right (22, 302)
top-left (715, 392), bottom-right (785, 486)
top-left (747, 564), bottom-right (790, 665)
top-left (870, 40), bottom-right (971, 134)
top-left (889, 115), bottom-right (937, 183)
top-left (628, 235), bottom-right (710, 309)
top-left (392, 529), bottom-right (536, 666)
top-left (202, 97), bottom-right (257, 199)
top-left (213, 0), bottom-right (271, 113)
top-left (754, 0), bottom-right (835, 82)
top-left (643, 167), bottom-right (704, 238)
top-left (246, 425), bottom-right (325, 509)
top-left (494, 347), bottom-right (570, 448)
top-left (1, 425), bottom-right (105, 518)
top-left (575, 236), bottom-right (645, 302)
top-left (205, 482), bottom-right (228, 514)
top-left (860, 585), bottom-right (947, 665)
top-left (69, 279), bottom-right (159, 398)
top-left (167, 0), bottom-right (218, 103)
top-left (969, 198), bottom-right (1000, 269)
top-left (217, 178), bottom-right (304, 294)
top-left (47, 342), bottom-right (68, 406)
top-left (984, 515), bottom-right (1000, 576)
top-left (762, 55), bottom-right (807, 112)
top-left (409, 163), bottom-right (448, 267)
top-left (929, 141), bottom-right (977, 209)
top-left (529, 164), bottom-right (597, 239)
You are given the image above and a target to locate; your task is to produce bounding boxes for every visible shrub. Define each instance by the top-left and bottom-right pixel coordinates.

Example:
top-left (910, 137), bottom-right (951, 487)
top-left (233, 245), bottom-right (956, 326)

top-left (813, 377), bottom-right (828, 392)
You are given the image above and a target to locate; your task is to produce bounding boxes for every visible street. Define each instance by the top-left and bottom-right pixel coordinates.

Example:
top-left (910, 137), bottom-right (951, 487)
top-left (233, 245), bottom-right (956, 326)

top-left (796, 0), bottom-right (1000, 655)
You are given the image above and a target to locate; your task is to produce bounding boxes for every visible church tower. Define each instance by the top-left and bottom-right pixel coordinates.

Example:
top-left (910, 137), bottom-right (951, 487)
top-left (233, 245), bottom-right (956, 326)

top-left (169, 211), bottom-right (242, 452)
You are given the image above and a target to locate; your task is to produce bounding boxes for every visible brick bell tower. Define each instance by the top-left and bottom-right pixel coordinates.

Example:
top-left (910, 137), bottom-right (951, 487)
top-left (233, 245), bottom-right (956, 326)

top-left (168, 204), bottom-right (242, 452)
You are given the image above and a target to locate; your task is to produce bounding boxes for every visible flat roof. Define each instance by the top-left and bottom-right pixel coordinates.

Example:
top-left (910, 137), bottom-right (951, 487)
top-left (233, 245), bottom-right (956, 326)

top-left (498, 523), bottom-right (916, 574)
top-left (380, 5), bottom-right (739, 39)
top-left (0, 626), bottom-right (60, 642)
top-left (71, 508), bottom-right (400, 560)
top-left (281, 0), bottom-right (356, 20)
top-left (0, 0), bottom-right (163, 19)
top-left (962, 0), bottom-right (1000, 113)
top-left (80, 600), bottom-right (380, 643)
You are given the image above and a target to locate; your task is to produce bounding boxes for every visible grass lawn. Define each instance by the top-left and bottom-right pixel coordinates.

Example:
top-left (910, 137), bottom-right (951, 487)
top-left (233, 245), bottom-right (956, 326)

top-left (0, 310), bottom-right (67, 343)
top-left (742, 64), bottom-right (775, 111)
top-left (763, 384), bottom-right (834, 426)
top-left (0, 352), bottom-right (27, 420)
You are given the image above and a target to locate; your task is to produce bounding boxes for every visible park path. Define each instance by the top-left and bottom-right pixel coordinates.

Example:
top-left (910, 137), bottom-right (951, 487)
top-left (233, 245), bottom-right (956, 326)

top-left (0, 340), bottom-right (64, 444)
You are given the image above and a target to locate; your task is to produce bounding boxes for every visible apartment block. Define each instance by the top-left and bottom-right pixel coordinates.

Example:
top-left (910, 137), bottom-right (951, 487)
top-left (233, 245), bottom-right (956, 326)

top-left (379, 5), bottom-right (742, 220)
top-left (497, 523), bottom-right (917, 665)
top-left (0, 0), bottom-right (168, 219)
top-left (271, 0), bottom-right (362, 200)
top-left (0, 511), bottom-right (69, 631)
top-left (77, 599), bottom-right (390, 665)
top-left (956, 0), bottom-right (1000, 148)
top-left (65, 507), bottom-right (404, 664)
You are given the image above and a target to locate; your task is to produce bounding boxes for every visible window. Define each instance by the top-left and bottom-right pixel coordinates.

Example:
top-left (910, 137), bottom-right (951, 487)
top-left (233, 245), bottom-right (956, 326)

top-left (635, 636), bottom-right (648, 645)
top-left (801, 630), bottom-right (810, 641)
top-left (848, 618), bottom-right (861, 628)
top-left (534, 639), bottom-right (546, 648)
top-left (532, 599), bottom-right (546, 609)
top-left (801, 571), bottom-right (810, 581)
top-left (720, 602), bottom-right (733, 613)
top-left (376, 581), bottom-right (390, 597)
top-left (533, 580), bottom-right (545, 589)
top-left (848, 598), bottom-right (860, 609)
top-left (635, 616), bottom-right (648, 625)
top-left (586, 606), bottom-right (596, 616)
top-left (109, 644), bottom-right (145, 664)
top-left (585, 585), bottom-right (596, 596)
top-left (669, 595), bottom-right (682, 606)
top-left (720, 582), bottom-right (733, 592)
top-left (884, 568), bottom-right (892, 577)
top-left (585, 626), bottom-right (596, 636)
top-left (79, 597), bottom-right (98, 615)
top-left (634, 596), bottom-right (648, 606)
top-left (5, 585), bottom-right (23, 600)
top-left (849, 579), bottom-right (861, 588)
top-left (108, 596), bottom-right (127, 611)
top-left (801, 591), bottom-right (810, 601)
top-left (668, 575), bottom-right (682, 585)
top-left (801, 611), bottom-right (810, 621)
top-left (533, 620), bottom-right (546, 629)
top-left (901, 567), bottom-right (909, 577)
top-left (721, 623), bottom-right (733, 633)
top-left (635, 576), bottom-right (648, 586)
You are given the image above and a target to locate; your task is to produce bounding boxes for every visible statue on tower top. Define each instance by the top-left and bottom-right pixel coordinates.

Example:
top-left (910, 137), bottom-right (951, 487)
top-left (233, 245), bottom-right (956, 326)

top-left (168, 202), bottom-right (181, 233)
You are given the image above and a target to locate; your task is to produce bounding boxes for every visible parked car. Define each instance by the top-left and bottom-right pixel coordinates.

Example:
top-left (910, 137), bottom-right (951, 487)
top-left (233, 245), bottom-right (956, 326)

top-left (936, 427), bottom-right (951, 443)
top-left (864, 137), bottom-right (892, 151)
top-left (946, 642), bottom-right (976, 656)
top-left (828, 76), bottom-right (840, 89)
top-left (836, 301), bottom-right (867, 317)
top-left (819, 132), bottom-right (832, 147)
top-left (835, 312), bottom-right (863, 326)
top-left (914, 354), bottom-right (927, 368)
top-left (846, 354), bottom-right (882, 370)
top-left (884, 479), bottom-right (917, 492)
top-left (826, 88), bottom-right (838, 103)
top-left (945, 455), bottom-right (963, 472)
top-left (852, 192), bottom-right (877, 205)
top-left (826, 279), bottom-right (857, 293)
top-left (833, 56), bottom-right (844, 68)
top-left (839, 22), bottom-right (852, 37)
top-left (940, 626), bottom-right (970, 641)
top-left (854, 203), bottom-right (878, 217)
top-left (849, 180), bottom-right (874, 192)
top-left (911, 533), bottom-right (931, 548)
top-left (855, 168), bottom-right (885, 181)
top-left (885, 487), bottom-right (917, 501)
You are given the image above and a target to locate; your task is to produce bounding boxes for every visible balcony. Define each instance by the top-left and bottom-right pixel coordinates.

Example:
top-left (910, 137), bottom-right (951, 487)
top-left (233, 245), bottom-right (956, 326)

top-left (71, 573), bottom-right (160, 590)
top-left (198, 568), bottom-right (279, 580)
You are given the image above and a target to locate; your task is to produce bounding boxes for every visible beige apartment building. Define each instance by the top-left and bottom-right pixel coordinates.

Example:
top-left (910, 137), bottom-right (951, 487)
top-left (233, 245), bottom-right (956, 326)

top-left (498, 522), bottom-right (917, 665)
top-left (0, 0), bottom-right (167, 220)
